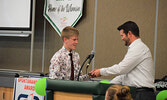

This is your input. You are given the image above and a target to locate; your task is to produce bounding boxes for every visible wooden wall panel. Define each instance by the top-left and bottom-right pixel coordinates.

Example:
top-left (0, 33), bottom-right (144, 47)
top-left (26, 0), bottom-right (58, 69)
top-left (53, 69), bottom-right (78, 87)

top-left (0, 0), bottom-right (166, 79)
top-left (156, 0), bottom-right (167, 79)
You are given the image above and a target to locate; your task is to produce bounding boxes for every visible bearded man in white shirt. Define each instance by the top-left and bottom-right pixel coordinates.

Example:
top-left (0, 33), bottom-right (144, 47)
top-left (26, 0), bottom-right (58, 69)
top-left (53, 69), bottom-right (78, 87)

top-left (89, 21), bottom-right (156, 100)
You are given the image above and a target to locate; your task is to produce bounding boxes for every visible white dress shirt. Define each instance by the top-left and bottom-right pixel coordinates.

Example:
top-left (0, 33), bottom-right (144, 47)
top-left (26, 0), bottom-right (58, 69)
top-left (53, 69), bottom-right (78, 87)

top-left (100, 38), bottom-right (155, 88)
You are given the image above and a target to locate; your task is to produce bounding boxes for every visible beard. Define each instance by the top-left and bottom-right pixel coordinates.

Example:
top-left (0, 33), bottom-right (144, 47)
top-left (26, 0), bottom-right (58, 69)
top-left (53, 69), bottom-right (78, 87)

top-left (125, 38), bottom-right (130, 46)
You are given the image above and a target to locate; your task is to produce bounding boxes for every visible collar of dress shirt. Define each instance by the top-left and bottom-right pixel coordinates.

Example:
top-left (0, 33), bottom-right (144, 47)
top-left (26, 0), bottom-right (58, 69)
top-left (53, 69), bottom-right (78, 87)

top-left (62, 46), bottom-right (74, 55)
top-left (128, 38), bottom-right (141, 49)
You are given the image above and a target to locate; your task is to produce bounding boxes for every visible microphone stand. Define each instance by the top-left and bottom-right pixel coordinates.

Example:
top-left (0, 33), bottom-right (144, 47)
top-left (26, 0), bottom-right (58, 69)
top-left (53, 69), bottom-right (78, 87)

top-left (77, 54), bottom-right (90, 81)
top-left (86, 61), bottom-right (91, 76)
top-left (85, 52), bottom-right (94, 76)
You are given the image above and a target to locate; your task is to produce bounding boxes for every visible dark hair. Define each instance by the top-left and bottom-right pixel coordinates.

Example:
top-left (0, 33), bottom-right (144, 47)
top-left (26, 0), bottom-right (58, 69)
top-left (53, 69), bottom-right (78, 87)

top-left (117, 21), bottom-right (140, 37)
top-left (117, 87), bottom-right (130, 100)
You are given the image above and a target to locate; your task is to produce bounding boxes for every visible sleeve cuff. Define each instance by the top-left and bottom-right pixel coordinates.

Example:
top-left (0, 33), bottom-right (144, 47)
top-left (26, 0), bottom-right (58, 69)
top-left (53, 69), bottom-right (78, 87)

top-left (100, 68), bottom-right (108, 76)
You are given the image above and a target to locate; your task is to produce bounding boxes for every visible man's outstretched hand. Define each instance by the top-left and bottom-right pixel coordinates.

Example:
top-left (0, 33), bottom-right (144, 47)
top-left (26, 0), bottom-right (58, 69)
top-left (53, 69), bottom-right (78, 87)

top-left (88, 69), bottom-right (101, 78)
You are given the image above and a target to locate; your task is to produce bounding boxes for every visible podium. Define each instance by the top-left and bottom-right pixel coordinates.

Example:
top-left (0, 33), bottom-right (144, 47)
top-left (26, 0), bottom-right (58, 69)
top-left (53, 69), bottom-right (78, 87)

top-left (46, 78), bottom-right (136, 100)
